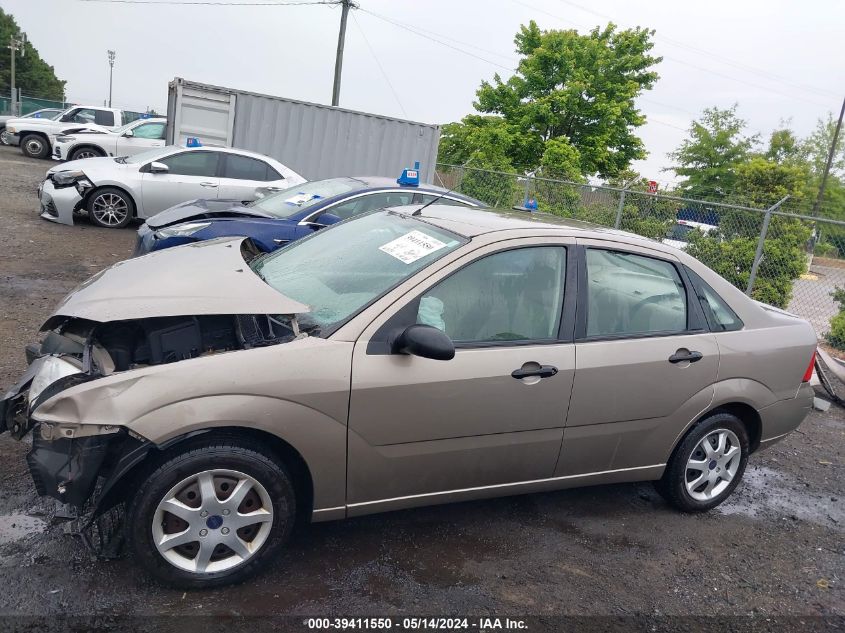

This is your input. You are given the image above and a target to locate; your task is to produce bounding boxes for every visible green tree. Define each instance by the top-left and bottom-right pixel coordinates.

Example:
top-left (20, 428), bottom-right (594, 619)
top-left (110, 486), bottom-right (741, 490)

top-left (668, 105), bottom-right (758, 199)
top-left (438, 21), bottom-right (661, 178)
top-left (0, 9), bottom-right (66, 101)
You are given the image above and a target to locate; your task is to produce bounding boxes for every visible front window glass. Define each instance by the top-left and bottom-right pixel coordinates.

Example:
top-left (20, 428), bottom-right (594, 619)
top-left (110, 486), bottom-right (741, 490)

top-left (132, 122), bottom-right (166, 140)
top-left (249, 178), bottom-right (365, 218)
top-left (417, 247), bottom-right (566, 342)
top-left (253, 211), bottom-right (466, 332)
top-left (586, 249), bottom-right (687, 337)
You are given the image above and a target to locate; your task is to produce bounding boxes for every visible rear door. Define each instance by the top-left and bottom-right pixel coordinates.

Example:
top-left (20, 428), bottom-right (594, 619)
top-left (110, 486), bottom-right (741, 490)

top-left (218, 154), bottom-right (282, 203)
top-left (558, 239), bottom-right (719, 477)
top-left (115, 121), bottom-right (166, 156)
top-left (347, 238), bottom-right (577, 513)
top-left (139, 150), bottom-right (221, 217)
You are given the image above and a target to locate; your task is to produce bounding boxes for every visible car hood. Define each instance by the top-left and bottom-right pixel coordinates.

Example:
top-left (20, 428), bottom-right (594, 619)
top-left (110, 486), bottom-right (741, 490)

top-left (146, 199), bottom-right (276, 229)
top-left (47, 156), bottom-right (127, 175)
top-left (44, 237), bottom-right (310, 326)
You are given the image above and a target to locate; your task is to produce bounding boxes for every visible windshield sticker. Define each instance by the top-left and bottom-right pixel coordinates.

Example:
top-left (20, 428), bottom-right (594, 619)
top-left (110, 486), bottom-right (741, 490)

top-left (379, 231), bottom-right (448, 264)
top-left (284, 193), bottom-right (321, 206)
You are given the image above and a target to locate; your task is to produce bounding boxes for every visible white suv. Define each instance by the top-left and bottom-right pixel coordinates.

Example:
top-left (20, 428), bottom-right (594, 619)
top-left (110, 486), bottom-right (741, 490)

top-left (53, 118), bottom-right (167, 161)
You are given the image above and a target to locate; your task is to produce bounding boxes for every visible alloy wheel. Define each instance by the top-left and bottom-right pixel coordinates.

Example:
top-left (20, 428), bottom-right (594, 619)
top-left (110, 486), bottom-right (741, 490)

top-left (0, 130), bottom-right (11, 145)
top-left (75, 150), bottom-right (100, 159)
top-left (684, 429), bottom-right (741, 501)
top-left (152, 468), bottom-right (274, 574)
top-left (91, 193), bottom-right (129, 226)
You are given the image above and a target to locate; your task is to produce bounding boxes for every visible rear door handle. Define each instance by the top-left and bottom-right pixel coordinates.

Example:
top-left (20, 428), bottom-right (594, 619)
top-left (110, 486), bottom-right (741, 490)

top-left (511, 365), bottom-right (558, 379)
top-left (668, 349), bottom-right (703, 364)
top-left (265, 186), bottom-right (285, 192)
top-left (200, 182), bottom-right (218, 188)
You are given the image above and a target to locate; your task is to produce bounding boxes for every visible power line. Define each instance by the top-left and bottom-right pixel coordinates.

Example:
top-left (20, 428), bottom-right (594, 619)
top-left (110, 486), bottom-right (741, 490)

top-left (512, 0), bottom-right (834, 110)
top-left (76, 0), bottom-right (335, 5)
top-left (553, 0), bottom-right (839, 99)
top-left (351, 11), bottom-right (407, 117)
top-left (359, 8), bottom-right (515, 72)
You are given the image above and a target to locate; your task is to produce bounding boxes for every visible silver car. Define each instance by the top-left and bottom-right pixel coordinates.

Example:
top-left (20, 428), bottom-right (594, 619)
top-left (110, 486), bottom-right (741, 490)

top-left (38, 145), bottom-right (306, 228)
top-left (0, 205), bottom-right (817, 588)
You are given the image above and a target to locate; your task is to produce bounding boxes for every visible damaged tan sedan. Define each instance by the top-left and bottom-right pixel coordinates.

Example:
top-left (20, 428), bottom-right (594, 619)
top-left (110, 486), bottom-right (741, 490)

top-left (1, 205), bottom-right (817, 587)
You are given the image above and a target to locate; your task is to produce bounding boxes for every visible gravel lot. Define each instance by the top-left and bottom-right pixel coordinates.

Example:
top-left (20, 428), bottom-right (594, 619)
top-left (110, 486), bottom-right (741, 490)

top-left (0, 145), bottom-right (842, 628)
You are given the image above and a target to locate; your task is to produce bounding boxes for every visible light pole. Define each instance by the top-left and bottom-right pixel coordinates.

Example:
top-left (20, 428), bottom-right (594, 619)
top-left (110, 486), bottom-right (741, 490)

top-left (8, 33), bottom-right (25, 115)
top-left (107, 50), bottom-right (116, 108)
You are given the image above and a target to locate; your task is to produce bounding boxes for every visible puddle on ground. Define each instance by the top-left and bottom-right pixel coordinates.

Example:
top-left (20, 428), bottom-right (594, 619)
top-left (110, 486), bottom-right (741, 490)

top-left (718, 466), bottom-right (844, 529)
top-left (0, 512), bottom-right (47, 545)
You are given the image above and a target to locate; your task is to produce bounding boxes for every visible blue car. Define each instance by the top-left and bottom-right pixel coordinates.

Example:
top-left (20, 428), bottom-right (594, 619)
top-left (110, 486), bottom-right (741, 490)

top-left (135, 176), bottom-right (485, 255)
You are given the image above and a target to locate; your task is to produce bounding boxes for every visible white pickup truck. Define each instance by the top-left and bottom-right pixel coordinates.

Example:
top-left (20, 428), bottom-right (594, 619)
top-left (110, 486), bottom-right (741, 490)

top-left (4, 105), bottom-right (125, 159)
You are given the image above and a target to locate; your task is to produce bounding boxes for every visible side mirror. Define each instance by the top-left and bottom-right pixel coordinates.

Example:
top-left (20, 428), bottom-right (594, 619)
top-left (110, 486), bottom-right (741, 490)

top-left (149, 161), bottom-right (169, 174)
top-left (391, 324), bottom-right (455, 361)
top-left (314, 212), bottom-right (341, 227)
top-left (122, 129), bottom-right (134, 138)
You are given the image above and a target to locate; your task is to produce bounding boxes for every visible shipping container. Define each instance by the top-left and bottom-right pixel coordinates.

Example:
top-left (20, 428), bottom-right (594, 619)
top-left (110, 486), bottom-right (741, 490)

top-left (166, 78), bottom-right (441, 183)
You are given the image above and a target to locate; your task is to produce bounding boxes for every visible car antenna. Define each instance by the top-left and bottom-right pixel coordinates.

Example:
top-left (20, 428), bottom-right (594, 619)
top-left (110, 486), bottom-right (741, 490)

top-left (413, 182), bottom-right (461, 216)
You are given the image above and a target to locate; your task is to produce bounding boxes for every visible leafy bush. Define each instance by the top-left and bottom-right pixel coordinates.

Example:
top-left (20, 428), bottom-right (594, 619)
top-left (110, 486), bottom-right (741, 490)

top-left (814, 241), bottom-right (840, 259)
top-left (827, 287), bottom-right (845, 351)
top-left (685, 230), bottom-right (807, 308)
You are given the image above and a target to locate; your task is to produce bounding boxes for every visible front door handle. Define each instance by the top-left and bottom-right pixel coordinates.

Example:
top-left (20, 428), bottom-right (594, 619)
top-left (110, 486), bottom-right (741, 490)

top-left (668, 349), bottom-right (703, 364)
top-left (511, 364), bottom-right (558, 379)
top-left (200, 181), bottom-right (218, 188)
top-left (265, 186), bottom-right (284, 192)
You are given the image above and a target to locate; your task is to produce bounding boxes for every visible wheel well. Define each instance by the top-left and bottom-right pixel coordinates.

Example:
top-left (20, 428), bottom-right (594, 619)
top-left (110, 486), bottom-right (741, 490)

top-left (70, 144), bottom-right (105, 157)
top-left (98, 427), bottom-right (315, 521)
top-left (82, 185), bottom-right (138, 218)
top-left (710, 403), bottom-right (762, 452)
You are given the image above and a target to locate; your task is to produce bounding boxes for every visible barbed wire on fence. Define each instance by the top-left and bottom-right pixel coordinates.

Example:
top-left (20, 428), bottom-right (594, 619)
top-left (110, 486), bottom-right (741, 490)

top-left (436, 162), bottom-right (845, 342)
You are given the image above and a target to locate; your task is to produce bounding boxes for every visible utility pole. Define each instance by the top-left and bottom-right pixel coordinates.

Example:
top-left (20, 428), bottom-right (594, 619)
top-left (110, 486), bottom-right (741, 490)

top-left (331, 0), bottom-right (356, 106)
top-left (8, 33), bottom-right (25, 116)
top-left (107, 50), bottom-right (116, 108)
top-left (811, 94), bottom-right (845, 217)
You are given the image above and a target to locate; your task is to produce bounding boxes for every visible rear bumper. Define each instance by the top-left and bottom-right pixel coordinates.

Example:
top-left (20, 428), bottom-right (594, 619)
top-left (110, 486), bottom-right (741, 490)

top-left (757, 383), bottom-right (814, 450)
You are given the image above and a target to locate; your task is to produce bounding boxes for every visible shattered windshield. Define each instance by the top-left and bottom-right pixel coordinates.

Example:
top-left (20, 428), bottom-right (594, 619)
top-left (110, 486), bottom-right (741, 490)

top-left (252, 211), bottom-right (466, 332)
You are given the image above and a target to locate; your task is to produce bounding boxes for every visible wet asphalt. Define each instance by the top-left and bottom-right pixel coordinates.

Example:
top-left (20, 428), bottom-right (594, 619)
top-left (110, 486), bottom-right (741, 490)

top-left (0, 146), bottom-right (842, 628)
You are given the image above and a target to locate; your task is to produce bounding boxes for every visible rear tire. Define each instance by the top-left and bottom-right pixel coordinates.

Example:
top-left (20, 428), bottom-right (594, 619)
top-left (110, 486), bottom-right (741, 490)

top-left (69, 146), bottom-right (106, 161)
top-left (655, 412), bottom-right (749, 512)
top-left (86, 187), bottom-right (135, 228)
top-left (126, 438), bottom-right (296, 588)
top-left (0, 128), bottom-right (11, 146)
top-left (20, 134), bottom-right (49, 159)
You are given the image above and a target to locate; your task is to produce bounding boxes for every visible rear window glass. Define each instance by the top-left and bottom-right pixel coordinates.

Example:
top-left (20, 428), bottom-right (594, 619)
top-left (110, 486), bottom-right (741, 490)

top-left (686, 268), bottom-right (743, 332)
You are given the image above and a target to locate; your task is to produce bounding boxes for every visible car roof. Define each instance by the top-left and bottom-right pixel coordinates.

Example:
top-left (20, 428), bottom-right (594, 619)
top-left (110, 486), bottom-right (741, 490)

top-left (389, 203), bottom-right (654, 243)
top-left (316, 176), bottom-right (483, 204)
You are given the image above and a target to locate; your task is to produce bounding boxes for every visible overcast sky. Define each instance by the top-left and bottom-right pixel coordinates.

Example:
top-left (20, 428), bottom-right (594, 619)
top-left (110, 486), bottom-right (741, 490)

top-left (3, 0), bottom-right (843, 184)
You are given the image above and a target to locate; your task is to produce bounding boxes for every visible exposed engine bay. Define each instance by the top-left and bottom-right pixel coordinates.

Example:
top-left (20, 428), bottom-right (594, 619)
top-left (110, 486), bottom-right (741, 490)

top-left (0, 311), bottom-right (306, 528)
top-left (3, 312), bottom-right (302, 439)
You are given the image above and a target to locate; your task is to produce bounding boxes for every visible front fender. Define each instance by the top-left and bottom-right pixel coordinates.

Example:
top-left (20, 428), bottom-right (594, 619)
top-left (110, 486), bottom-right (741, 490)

top-left (130, 394), bottom-right (347, 510)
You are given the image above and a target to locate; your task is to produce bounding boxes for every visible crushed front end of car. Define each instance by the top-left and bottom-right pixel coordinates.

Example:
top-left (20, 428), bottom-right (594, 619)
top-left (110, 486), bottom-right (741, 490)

top-left (0, 237), bottom-right (312, 554)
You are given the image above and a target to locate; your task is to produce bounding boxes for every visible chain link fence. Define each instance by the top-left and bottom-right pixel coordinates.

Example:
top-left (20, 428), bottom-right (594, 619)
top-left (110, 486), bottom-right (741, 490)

top-left (436, 163), bottom-right (845, 341)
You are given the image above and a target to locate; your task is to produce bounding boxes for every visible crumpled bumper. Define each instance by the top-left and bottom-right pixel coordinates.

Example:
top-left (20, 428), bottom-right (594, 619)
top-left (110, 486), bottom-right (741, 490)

top-left (27, 432), bottom-right (114, 507)
top-left (38, 177), bottom-right (80, 226)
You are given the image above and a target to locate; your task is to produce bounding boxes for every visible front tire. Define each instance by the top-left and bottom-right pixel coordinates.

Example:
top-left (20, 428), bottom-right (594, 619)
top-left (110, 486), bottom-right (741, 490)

top-left (20, 134), bottom-right (49, 159)
top-left (69, 146), bottom-right (106, 161)
top-left (126, 439), bottom-right (296, 588)
top-left (86, 187), bottom-right (135, 228)
top-left (655, 412), bottom-right (749, 512)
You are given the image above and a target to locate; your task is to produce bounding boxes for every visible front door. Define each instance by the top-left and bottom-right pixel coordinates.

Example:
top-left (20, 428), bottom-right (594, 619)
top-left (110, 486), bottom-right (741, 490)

top-left (347, 240), bottom-right (576, 513)
top-left (139, 150), bottom-right (221, 218)
top-left (558, 240), bottom-right (719, 477)
top-left (115, 121), bottom-right (166, 157)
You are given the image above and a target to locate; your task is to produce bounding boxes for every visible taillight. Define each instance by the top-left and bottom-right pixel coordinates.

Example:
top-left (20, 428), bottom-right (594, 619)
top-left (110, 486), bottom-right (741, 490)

top-left (802, 350), bottom-right (816, 383)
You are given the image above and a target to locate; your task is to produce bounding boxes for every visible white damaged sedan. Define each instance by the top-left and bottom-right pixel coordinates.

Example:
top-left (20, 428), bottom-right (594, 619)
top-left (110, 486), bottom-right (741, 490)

top-left (38, 145), bottom-right (306, 229)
